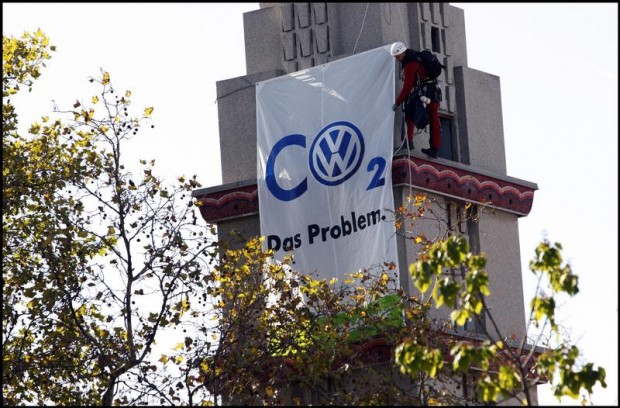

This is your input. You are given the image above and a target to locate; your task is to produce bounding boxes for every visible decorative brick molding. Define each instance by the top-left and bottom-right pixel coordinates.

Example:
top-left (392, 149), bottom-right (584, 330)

top-left (392, 155), bottom-right (536, 216)
top-left (194, 182), bottom-right (259, 223)
top-left (193, 157), bottom-right (536, 223)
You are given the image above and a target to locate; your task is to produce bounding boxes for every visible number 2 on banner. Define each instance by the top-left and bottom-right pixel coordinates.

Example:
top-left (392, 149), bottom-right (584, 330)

top-left (366, 156), bottom-right (386, 190)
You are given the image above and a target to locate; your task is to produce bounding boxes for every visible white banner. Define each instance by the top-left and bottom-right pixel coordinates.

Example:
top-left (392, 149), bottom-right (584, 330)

top-left (256, 45), bottom-right (398, 282)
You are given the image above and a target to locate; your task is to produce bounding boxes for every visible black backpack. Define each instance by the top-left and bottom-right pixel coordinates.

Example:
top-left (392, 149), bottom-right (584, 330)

top-left (415, 49), bottom-right (445, 79)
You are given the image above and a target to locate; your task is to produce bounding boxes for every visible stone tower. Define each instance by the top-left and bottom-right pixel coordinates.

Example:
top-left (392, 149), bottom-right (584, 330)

top-left (193, 3), bottom-right (541, 403)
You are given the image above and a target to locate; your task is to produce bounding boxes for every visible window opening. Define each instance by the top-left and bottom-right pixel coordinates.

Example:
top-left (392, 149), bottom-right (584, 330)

top-left (431, 26), bottom-right (441, 53)
top-left (438, 116), bottom-right (454, 161)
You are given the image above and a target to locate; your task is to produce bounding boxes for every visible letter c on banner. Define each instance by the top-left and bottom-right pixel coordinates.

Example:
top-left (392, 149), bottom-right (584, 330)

top-left (265, 134), bottom-right (308, 202)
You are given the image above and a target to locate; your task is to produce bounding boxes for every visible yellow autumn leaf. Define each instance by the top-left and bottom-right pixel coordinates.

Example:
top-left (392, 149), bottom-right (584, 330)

top-left (414, 194), bottom-right (427, 206)
top-left (174, 342), bottom-right (184, 351)
top-left (92, 95), bottom-right (99, 104)
top-left (125, 90), bottom-right (132, 97)
top-left (174, 356), bottom-right (184, 364)
top-left (144, 106), bottom-right (154, 117)
top-left (102, 71), bottom-right (110, 85)
top-left (159, 354), bottom-right (169, 364)
top-left (380, 273), bottom-right (389, 285)
top-left (29, 122), bottom-right (41, 134)
top-left (76, 304), bottom-right (87, 317)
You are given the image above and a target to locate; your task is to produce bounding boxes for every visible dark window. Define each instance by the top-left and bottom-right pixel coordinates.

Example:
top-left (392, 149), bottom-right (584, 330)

top-left (438, 116), bottom-right (454, 160)
top-left (442, 30), bottom-right (447, 56)
top-left (431, 26), bottom-right (441, 53)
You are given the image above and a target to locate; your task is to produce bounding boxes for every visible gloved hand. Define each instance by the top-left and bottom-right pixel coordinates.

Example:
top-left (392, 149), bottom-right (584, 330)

top-left (392, 104), bottom-right (398, 112)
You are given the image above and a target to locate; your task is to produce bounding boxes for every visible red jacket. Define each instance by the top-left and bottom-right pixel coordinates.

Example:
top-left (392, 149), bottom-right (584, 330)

top-left (395, 60), bottom-right (427, 106)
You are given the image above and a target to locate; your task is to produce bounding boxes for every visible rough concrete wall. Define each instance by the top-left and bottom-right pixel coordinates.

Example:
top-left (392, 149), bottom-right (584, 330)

top-left (244, 6), bottom-right (281, 75)
top-left (217, 214), bottom-right (261, 249)
top-left (445, 4), bottom-right (467, 68)
top-left (331, 3), bottom-right (383, 56)
top-left (477, 209), bottom-right (527, 340)
top-left (216, 69), bottom-right (283, 184)
top-left (454, 66), bottom-right (507, 174)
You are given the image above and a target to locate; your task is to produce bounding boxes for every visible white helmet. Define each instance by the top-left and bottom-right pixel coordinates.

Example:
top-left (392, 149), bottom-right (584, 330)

top-left (390, 41), bottom-right (407, 56)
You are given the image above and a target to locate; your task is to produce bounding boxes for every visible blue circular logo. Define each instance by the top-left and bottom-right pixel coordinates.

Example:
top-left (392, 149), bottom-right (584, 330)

top-left (308, 121), bottom-right (365, 186)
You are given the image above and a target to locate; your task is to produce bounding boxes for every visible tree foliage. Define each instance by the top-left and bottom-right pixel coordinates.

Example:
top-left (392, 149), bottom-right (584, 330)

top-left (3, 31), bottom-right (211, 406)
top-left (175, 236), bottom-right (437, 405)
top-left (396, 235), bottom-right (606, 405)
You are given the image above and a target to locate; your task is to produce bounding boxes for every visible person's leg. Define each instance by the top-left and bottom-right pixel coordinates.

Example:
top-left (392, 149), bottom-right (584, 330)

top-left (421, 102), bottom-right (440, 158)
top-left (406, 117), bottom-right (415, 144)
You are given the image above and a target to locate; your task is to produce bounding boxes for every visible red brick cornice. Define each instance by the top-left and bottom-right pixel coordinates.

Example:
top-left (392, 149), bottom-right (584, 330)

top-left (193, 157), bottom-right (537, 223)
top-left (194, 182), bottom-right (259, 223)
top-left (392, 155), bottom-right (537, 216)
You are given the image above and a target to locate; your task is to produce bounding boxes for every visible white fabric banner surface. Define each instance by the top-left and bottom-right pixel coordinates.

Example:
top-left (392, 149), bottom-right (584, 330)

top-left (256, 45), bottom-right (398, 282)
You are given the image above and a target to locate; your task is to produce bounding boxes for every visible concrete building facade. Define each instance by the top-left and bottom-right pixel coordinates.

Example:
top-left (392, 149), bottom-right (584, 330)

top-left (193, 3), bottom-right (541, 404)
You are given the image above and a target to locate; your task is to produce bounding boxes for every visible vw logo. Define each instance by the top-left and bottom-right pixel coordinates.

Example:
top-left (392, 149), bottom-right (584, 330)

top-left (309, 121), bottom-right (365, 186)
